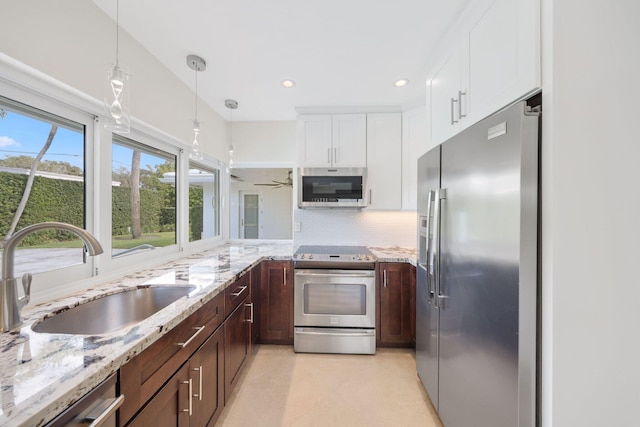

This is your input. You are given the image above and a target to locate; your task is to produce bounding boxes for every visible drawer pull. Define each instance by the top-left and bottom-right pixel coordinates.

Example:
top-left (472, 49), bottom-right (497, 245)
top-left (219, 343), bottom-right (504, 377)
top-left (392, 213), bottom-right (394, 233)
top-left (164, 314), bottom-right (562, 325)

top-left (230, 285), bottom-right (247, 298)
top-left (86, 394), bottom-right (125, 427)
top-left (175, 326), bottom-right (205, 348)
top-left (245, 302), bottom-right (254, 323)
top-left (181, 379), bottom-right (193, 416)
top-left (193, 366), bottom-right (203, 401)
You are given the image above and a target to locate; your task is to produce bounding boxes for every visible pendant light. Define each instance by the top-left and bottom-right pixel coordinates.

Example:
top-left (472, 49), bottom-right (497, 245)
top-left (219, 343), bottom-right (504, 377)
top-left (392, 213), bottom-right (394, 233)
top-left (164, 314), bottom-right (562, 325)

top-left (104, 0), bottom-right (131, 133)
top-left (187, 55), bottom-right (206, 160)
top-left (225, 99), bottom-right (238, 171)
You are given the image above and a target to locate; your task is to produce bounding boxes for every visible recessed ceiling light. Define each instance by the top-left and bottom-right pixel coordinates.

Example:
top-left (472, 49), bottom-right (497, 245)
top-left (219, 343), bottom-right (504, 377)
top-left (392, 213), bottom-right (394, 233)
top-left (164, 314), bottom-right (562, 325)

top-left (394, 78), bottom-right (409, 87)
top-left (282, 79), bottom-right (296, 88)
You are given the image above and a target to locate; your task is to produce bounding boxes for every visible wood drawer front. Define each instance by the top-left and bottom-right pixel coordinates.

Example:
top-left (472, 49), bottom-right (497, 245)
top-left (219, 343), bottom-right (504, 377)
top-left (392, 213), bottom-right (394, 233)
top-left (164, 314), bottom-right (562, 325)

top-left (225, 273), bottom-right (250, 318)
top-left (120, 291), bottom-right (225, 425)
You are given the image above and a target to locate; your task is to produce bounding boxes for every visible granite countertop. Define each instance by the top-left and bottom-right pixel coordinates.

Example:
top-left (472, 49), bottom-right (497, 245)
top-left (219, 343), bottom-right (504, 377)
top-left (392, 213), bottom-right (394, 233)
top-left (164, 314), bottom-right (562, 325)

top-left (0, 242), bottom-right (414, 426)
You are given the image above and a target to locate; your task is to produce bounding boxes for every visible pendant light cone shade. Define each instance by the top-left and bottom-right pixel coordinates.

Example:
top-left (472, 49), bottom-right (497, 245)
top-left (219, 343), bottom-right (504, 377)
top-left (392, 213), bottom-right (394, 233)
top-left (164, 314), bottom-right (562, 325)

top-left (104, 0), bottom-right (131, 133)
top-left (187, 55), bottom-right (206, 160)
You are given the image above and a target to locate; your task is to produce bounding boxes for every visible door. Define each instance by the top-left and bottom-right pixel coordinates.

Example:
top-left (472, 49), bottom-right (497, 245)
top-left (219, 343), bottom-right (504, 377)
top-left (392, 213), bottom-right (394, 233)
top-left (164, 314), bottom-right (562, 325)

top-left (259, 261), bottom-right (293, 343)
top-left (430, 45), bottom-right (463, 145)
top-left (127, 364), bottom-right (190, 427)
top-left (378, 263), bottom-right (414, 346)
top-left (416, 146), bottom-right (441, 409)
top-left (190, 326), bottom-right (224, 427)
top-left (224, 296), bottom-right (250, 403)
top-left (437, 101), bottom-right (538, 427)
top-left (297, 115), bottom-right (333, 167)
top-left (331, 114), bottom-right (367, 167)
top-left (240, 192), bottom-right (260, 239)
top-left (366, 113), bottom-right (402, 209)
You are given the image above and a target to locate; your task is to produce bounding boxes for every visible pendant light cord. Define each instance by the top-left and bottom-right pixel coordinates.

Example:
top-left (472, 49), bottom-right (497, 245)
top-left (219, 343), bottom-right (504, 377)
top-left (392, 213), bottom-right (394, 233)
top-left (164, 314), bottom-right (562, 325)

top-left (115, 0), bottom-right (120, 67)
top-left (194, 68), bottom-right (198, 121)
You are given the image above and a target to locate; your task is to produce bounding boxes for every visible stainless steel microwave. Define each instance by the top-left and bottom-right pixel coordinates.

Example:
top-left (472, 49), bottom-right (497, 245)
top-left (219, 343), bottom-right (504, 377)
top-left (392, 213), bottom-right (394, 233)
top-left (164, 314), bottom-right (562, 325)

top-left (298, 168), bottom-right (368, 208)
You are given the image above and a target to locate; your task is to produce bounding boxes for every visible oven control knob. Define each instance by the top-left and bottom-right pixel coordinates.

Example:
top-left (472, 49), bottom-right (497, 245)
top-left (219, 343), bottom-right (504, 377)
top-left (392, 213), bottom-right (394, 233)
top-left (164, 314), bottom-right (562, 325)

top-left (308, 254), bottom-right (313, 259)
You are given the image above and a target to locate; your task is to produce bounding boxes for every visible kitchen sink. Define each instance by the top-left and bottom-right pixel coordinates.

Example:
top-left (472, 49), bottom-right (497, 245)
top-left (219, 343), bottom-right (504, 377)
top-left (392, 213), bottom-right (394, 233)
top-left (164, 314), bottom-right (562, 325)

top-left (32, 285), bottom-right (197, 335)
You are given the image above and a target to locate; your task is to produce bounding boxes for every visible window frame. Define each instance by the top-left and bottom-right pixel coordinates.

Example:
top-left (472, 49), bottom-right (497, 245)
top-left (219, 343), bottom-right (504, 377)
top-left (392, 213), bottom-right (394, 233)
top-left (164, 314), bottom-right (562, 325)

top-left (0, 80), bottom-right (97, 302)
top-left (0, 57), bottom-right (228, 304)
top-left (186, 159), bottom-right (223, 244)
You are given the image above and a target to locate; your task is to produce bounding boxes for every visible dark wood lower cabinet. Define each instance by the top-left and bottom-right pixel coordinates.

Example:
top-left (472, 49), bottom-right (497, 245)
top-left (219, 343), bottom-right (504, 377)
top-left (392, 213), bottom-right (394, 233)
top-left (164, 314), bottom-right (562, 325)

top-left (377, 262), bottom-right (416, 347)
top-left (224, 295), bottom-right (250, 403)
top-left (258, 260), bottom-right (293, 344)
top-left (127, 363), bottom-right (190, 427)
top-left (190, 325), bottom-right (225, 427)
top-left (249, 265), bottom-right (260, 345)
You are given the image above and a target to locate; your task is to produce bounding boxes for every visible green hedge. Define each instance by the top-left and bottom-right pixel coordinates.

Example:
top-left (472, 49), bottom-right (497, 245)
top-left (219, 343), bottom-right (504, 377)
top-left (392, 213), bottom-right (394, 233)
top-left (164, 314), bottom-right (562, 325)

top-left (0, 172), bottom-right (176, 245)
top-left (0, 172), bottom-right (84, 245)
top-left (112, 186), bottom-right (170, 235)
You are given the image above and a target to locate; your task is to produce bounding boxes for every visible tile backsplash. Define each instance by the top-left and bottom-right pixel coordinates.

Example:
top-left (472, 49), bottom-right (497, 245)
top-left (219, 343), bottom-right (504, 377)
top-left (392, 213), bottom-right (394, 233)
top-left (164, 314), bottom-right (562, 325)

top-left (293, 209), bottom-right (417, 248)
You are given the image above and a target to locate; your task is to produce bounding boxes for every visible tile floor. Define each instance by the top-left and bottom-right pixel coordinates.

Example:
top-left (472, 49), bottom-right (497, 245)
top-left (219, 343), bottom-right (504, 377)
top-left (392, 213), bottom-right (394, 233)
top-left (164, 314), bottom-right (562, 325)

top-left (217, 345), bottom-right (443, 427)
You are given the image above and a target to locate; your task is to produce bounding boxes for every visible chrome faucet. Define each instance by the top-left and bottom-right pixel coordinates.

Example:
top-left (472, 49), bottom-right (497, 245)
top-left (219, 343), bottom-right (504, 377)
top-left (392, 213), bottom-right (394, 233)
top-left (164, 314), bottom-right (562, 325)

top-left (1, 222), bottom-right (103, 332)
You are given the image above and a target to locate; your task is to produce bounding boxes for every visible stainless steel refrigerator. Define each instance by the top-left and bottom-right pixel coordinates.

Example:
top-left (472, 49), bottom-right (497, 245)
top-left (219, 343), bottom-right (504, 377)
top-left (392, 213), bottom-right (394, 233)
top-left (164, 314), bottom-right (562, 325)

top-left (416, 100), bottom-right (540, 427)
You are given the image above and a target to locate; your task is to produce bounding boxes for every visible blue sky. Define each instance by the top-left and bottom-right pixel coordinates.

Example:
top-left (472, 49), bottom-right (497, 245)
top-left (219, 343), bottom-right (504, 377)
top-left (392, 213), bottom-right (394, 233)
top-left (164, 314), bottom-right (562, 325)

top-left (0, 111), bottom-right (84, 169)
top-left (0, 109), bottom-right (168, 173)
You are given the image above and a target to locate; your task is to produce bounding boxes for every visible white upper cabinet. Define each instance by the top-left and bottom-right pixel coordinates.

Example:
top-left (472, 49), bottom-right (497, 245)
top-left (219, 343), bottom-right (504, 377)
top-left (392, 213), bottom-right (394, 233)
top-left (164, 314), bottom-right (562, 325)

top-left (430, 41), bottom-right (467, 145)
top-left (401, 106), bottom-right (428, 211)
top-left (366, 113), bottom-right (402, 210)
top-left (297, 114), bottom-right (366, 168)
top-left (428, 0), bottom-right (540, 146)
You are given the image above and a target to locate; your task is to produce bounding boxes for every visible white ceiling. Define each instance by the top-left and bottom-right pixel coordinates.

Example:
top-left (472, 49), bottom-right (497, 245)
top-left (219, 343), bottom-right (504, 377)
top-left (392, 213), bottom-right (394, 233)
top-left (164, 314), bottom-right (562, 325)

top-left (92, 0), bottom-right (470, 122)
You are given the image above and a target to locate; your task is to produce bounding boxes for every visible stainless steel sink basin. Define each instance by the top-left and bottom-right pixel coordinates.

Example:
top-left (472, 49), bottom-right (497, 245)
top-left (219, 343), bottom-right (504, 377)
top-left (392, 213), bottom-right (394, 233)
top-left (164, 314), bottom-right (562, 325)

top-left (32, 285), bottom-right (196, 335)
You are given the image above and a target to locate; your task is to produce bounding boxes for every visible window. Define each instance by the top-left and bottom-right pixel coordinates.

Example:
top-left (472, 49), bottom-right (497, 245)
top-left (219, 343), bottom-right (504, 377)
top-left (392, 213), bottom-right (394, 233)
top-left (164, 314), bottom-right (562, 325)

top-left (111, 136), bottom-right (177, 258)
top-left (188, 162), bottom-right (221, 242)
top-left (0, 95), bottom-right (89, 277)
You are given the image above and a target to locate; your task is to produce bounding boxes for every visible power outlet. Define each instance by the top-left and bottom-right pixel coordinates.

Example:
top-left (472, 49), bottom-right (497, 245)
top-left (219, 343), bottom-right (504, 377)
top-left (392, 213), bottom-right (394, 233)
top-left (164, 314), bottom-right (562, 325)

top-left (294, 222), bottom-right (301, 232)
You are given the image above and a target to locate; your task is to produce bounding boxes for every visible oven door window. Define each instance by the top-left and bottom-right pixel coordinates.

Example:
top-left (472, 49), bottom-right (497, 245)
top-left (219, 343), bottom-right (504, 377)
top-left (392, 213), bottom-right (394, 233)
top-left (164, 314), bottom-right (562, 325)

top-left (303, 283), bottom-right (366, 315)
top-left (302, 176), bottom-right (363, 202)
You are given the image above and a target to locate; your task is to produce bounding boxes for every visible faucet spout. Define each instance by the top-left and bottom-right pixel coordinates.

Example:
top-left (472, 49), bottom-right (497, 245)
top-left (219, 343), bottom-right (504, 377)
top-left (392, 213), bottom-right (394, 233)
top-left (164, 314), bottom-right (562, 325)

top-left (1, 222), bottom-right (103, 332)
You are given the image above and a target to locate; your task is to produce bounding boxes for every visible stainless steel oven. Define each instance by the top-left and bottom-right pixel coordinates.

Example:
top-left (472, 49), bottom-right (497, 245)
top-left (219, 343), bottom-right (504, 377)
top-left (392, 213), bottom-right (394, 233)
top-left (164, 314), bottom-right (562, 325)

top-left (293, 245), bottom-right (376, 355)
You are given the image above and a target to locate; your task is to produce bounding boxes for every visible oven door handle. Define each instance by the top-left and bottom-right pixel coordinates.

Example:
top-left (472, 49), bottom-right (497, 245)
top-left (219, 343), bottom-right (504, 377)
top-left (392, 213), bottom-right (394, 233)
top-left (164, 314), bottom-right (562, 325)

top-left (295, 271), bottom-right (375, 278)
top-left (295, 330), bottom-right (374, 337)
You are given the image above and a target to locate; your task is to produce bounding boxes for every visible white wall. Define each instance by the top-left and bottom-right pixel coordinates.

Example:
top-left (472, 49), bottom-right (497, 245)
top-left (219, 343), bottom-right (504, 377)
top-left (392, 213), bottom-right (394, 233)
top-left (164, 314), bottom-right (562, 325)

top-left (541, 1), bottom-right (640, 426)
top-left (232, 121), bottom-right (296, 165)
top-left (0, 0), bottom-right (227, 161)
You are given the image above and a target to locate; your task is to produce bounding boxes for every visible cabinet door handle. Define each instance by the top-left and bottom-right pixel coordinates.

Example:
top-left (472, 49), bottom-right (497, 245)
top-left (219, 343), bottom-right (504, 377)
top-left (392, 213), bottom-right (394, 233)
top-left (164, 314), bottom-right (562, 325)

top-left (451, 97), bottom-right (459, 124)
top-left (283, 268), bottom-right (287, 286)
top-left (230, 285), bottom-right (247, 298)
top-left (327, 148), bottom-right (330, 164)
top-left (245, 302), bottom-right (254, 323)
top-left (192, 366), bottom-right (203, 401)
top-left (334, 147), bottom-right (338, 164)
top-left (182, 379), bottom-right (193, 416)
top-left (86, 394), bottom-right (125, 427)
top-left (175, 326), bottom-right (205, 348)
top-left (458, 90), bottom-right (466, 118)
top-left (369, 189), bottom-right (372, 204)
top-left (383, 270), bottom-right (387, 288)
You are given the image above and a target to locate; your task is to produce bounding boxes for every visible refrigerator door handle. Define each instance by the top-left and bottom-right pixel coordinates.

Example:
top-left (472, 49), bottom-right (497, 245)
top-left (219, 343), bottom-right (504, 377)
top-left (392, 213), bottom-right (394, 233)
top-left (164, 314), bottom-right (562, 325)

top-left (432, 188), bottom-right (446, 309)
top-left (425, 190), bottom-right (435, 302)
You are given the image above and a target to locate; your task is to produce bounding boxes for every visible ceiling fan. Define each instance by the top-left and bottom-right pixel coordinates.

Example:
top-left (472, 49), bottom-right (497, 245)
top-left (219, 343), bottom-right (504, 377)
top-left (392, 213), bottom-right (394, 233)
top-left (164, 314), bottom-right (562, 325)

top-left (254, 170), bottom-right (293, 189)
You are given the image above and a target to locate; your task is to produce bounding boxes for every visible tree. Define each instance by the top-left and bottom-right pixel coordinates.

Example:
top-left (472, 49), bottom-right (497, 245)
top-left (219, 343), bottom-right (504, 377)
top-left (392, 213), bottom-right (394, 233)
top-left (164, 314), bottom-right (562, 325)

top-left (130, 149), bottom-right (141, 239)
top-left (2, 124), bottom-right (58, 247)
